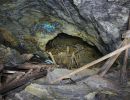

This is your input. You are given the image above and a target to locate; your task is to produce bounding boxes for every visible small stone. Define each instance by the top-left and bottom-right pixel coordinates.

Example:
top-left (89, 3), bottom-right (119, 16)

top-left (84, 92), bottom-right (97, 100)
top-left (25, 84), bottom-right (54, 99)
top-left (46, 68), bottom-right (72, 84)
top-left (84, 75), bottom-right (119, 91)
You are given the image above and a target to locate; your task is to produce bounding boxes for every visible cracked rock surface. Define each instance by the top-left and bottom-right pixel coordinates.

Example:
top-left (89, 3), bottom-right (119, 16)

top-left (0, 0), bottom-right (129, 54)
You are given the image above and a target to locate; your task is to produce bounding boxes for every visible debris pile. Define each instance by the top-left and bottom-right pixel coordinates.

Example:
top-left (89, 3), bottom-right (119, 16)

top-left (1, 30), bottom-right (130, 99)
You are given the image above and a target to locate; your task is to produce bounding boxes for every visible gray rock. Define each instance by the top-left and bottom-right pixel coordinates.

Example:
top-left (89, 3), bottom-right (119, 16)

top-left (4, 69), bottom-right (130, 100)
top-left (0, 44), bottom-right (25, 67)
top-left (34, 68), bottom-right (99, 84)
top-left (37, 0), bottom-right (129, 53)
top-left (0, 0), bottom-right (129, 54)
top-left (84, 92), bottom-right (97, 100)
top-left (83, 75), bottom-right (119, 92)
top-left (25, 83), bottom-right (90, 100)
top-left (5, 91), bottom-right (41, 100)
top-left (46, 68), bottom-right (72, 84)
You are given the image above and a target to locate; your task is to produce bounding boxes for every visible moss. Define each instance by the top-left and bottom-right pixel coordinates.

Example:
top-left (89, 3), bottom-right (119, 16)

top-left (0, 28), bottom-right (41, 53)
top-left (20, 35), bottom-right (39, 53)
top-left (23, 35), bottom-right (38, 44)
top-left (0, 28), bottom-right (19, 47)
top-left (35, 32), bottom-right (56, 51)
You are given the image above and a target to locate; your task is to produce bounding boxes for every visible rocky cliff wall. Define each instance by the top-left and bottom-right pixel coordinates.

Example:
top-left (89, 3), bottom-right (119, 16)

top-left (0, 0), bottom-right (129, 54)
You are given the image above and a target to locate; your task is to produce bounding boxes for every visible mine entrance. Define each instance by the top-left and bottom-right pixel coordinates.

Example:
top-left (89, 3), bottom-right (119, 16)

top-left (46, 33), bottom-right (102, 69)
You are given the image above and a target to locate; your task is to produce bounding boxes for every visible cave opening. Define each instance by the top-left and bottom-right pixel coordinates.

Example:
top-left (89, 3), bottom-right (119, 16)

top-left (46, 33), bottom-right (103, 69)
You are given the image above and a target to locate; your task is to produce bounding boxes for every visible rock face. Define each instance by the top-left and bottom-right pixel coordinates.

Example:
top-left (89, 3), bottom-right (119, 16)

top-left (0, 0), bottom-right (129, 54)
top-left (42, 0), bottom-right (129, 53)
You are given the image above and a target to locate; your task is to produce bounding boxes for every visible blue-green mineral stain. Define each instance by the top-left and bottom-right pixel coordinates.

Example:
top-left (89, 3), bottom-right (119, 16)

top-left (31, 22), bottom-right (60, 35)
top-left (42, 22), bottom-right (56, 33)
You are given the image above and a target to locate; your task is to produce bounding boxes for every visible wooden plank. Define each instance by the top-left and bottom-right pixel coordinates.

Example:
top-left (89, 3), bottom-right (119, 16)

top-left (99, 40), bottom-right (126, 77)
top-left (100, 53), bottom-right (120, 77)
top-left (51, 43), bottom-right (130, 84)
top-left (119, 15), bottom-right (130, 84)
top-left (120, 39), bottom-right (129, 85)
top-left (5, 63), bottom-right (55, 70)
top-left (0, 69), bottom-right (47, 95)
top-left (128, 13), bottom-right (130, 30)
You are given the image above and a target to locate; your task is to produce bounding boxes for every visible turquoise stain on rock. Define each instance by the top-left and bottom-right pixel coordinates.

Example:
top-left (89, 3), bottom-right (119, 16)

top-left (42, 22), bottom-right (56, 33)
top-left (31, 21), bottom-right (60, 35)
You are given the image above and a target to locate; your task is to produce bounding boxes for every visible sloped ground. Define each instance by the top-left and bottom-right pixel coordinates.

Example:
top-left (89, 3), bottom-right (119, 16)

top-left (4, 68), bottom-right (130, 100)
top-left (0, 40), bottom-right (130, 100)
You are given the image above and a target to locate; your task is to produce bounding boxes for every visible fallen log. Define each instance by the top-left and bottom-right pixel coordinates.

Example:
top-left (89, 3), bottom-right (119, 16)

top-left (51, 43), bottom-right (130, 84)
top-left (5, 63), bottom-right (56, 70)
top-left (4, 72), bottom-right (25, 84)
top-left (0, 69), bottom-right (47, 95)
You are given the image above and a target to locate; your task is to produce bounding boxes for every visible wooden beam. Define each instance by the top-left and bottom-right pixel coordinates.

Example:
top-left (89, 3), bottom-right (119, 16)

top-left (51, 43), bottom-right (130, 84)
top-left (0, 69), bottom-right (47, 95)
top-left (120, 39), bottom-right (129, 85)
top-left (128, 13), bottom-right (130, 30)
top-left (99, 40), bottom-right (126, 77)
top-left (5, 63), bottom-right (55, 70)
top-left (119, 14), bottom-right (130, 84)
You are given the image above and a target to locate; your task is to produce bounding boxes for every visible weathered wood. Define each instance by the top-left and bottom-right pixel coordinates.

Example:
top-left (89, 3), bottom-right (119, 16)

top-left (4, 72), bottom-right (25, 84)
top-left (120, 39), bottom-right (129, 85)
top-left (99, 40), bottom-right (126, 77)
top-left (20, 63), bottom-right (55, 69)
top-left (97, 24), bottom-right (130, 76)
top-left (0, 62), bottom-right (55, 95)
top-left (3, 70), bottom-right (25, 74)
top-left (5, 63), bottom-right (55, 70)
top-left (119, 15), bottom-right (130, 85)
top-left (48, 52), bottom-right (57, 65)
top-left (99, 54), bottom-right (120, 77)
top-left (51, 43), bottom-right (130, 84)
top-left (0, 69), bottom-right (47, 95)
top-left (0, 64), bottom-right (3, 72)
